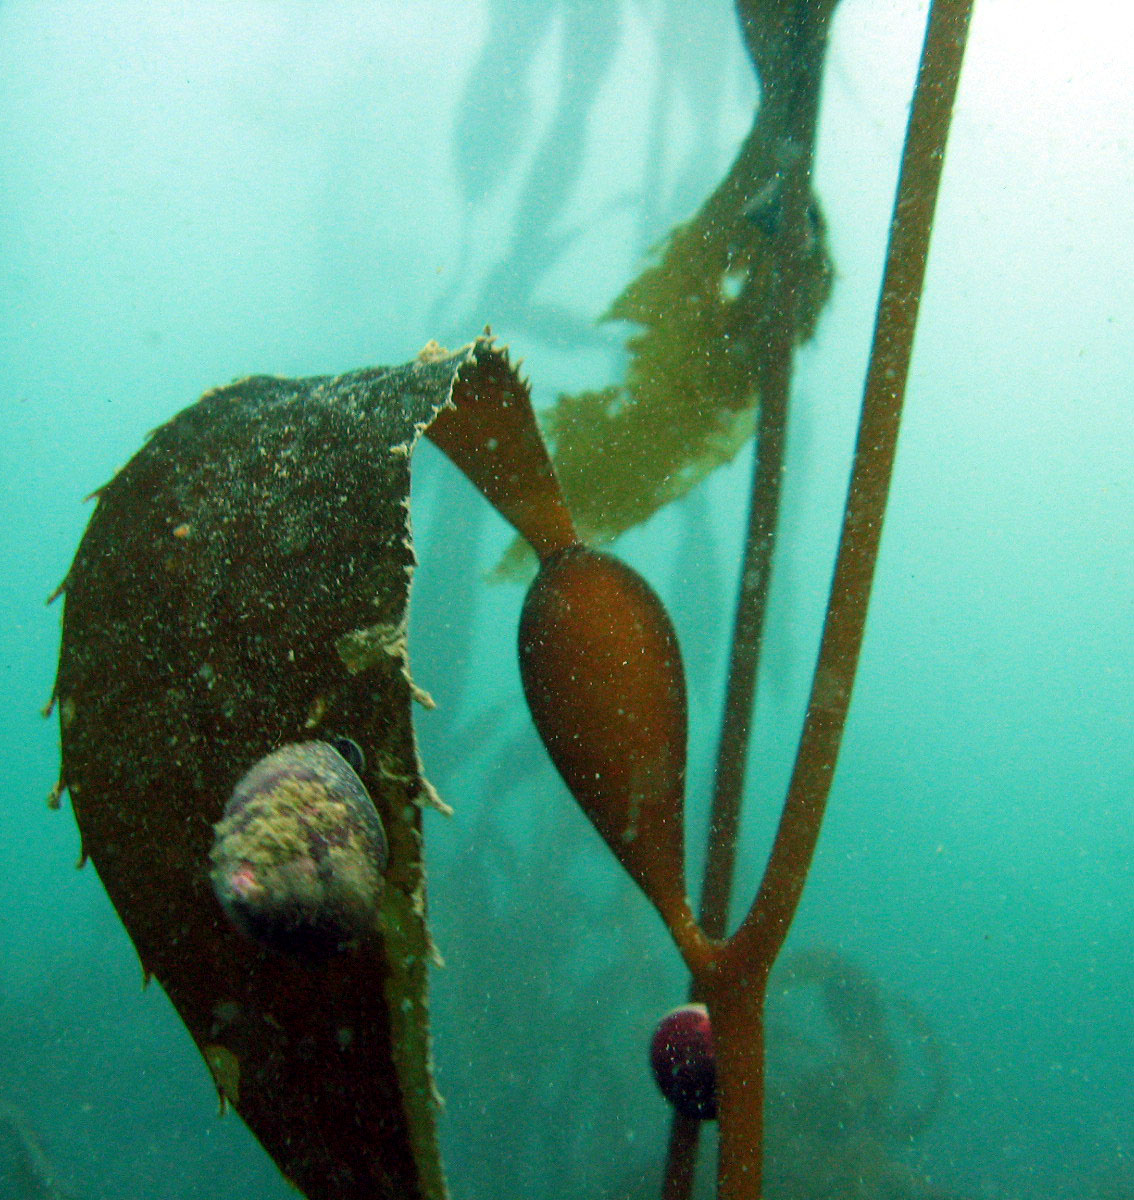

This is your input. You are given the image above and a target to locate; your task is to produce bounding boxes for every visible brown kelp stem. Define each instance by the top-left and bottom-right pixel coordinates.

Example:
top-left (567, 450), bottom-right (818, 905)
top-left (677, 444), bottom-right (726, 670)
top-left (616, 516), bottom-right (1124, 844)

top-left (700, 0), bottom-right (837, 949)
top-left (674, 0), bottom-right (974, 1197)
top-left (662, 4), bottom-right (836, 1194)
top-left (728, 0), bottom-right (975, 971)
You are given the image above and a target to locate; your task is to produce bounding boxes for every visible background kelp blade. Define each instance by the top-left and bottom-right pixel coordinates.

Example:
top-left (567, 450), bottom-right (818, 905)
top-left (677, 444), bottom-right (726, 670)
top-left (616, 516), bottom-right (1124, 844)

top-left (52, 341), bottom-right (520, 1200)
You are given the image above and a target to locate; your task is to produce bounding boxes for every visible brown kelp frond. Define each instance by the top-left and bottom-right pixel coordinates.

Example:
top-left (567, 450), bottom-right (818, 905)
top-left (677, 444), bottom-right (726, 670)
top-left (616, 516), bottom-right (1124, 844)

top-left (52, 338), bottom-right (552, 1200)
top-left (495, 98), bottom-right (832, 576)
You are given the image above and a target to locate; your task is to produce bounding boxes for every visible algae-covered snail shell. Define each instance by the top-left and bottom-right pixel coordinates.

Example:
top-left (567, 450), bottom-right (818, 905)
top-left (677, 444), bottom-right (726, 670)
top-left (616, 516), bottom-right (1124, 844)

top-left (209, 740), bottom-right (388, 961)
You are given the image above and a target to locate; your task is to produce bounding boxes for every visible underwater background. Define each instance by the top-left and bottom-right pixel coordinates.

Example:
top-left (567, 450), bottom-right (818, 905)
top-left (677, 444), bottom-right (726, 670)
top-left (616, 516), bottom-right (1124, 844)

top-left (1, 1), bottom-right (1131, 1198)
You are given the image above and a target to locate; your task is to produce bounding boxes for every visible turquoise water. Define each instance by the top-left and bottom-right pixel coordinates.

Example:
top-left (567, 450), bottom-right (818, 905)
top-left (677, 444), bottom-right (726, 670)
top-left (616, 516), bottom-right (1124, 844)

top-left (1, 3), bottom-right (1131, 1198)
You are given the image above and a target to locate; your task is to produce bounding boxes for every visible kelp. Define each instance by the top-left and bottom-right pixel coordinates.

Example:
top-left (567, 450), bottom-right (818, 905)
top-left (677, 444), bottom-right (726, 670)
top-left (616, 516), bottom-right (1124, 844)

top-left (765, 948), bottom-right (953, 1199)
top-left (663, 1), bottom-right (975, 1197)
top-left (46, 0), bottom-right (974, 1196)
top-left (0, 1102), bottom-right (73, 1200)
top-left (50, 339), bottom-right (551, 1200)
top-left (495, 25), bottom-right (833, 569)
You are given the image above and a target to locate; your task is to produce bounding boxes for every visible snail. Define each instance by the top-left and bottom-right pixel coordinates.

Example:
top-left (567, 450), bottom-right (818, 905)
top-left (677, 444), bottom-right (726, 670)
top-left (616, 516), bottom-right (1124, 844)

top-left (326, 735), bottom-right (365, 775)
top-left (209, 740), bottom-right (388, 961)
top-left (649, 1003), bottom-right (718, 1121)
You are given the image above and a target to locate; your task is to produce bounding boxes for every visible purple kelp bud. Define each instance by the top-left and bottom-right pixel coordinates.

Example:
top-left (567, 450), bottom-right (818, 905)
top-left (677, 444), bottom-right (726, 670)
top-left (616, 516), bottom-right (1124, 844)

top-left (210, 741), bottom-right (388, 961)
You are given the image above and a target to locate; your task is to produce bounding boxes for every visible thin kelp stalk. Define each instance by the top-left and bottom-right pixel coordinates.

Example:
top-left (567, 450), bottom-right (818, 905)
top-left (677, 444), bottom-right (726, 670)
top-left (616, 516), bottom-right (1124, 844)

top-left (662, 4), bottom-right (836, 1195)
top-left (671, 1), bottom-right (975, 1198)
top-left (701, 0), bottom-right (837, 954)
top-left (729, 0), bottom-right (976, 967)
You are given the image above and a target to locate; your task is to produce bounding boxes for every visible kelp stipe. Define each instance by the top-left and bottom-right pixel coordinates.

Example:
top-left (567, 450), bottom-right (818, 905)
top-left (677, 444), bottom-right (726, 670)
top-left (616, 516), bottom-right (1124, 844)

top-left (661, 2), bottom-right (976, 1197)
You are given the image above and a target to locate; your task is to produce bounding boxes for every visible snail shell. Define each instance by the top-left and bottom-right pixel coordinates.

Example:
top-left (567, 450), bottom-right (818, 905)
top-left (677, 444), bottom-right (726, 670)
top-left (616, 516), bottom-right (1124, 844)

top-left (209, 740), bottom-right (388, 960)
top-left (649, 1004), bottom-right (717, 1121)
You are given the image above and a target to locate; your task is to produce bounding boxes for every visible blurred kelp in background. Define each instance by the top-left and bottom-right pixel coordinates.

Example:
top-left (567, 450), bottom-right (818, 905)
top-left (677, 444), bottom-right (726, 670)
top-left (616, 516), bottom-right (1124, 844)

top-left (0, 1101), bottom-right (77, 1200)
top-left (453, 0), bottom-right (834, 569)
top-left (425, 713), bottom-right (681, 1200)
top-left (763, 949), bottom-right (959, 1200)
top-left (440, 0), bottom-right (750, 348)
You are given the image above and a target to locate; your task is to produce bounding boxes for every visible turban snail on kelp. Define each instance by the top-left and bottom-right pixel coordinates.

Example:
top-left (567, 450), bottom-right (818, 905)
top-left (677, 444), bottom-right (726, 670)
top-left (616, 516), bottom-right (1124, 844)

top-left (210, 740), bottom-right (388, 960)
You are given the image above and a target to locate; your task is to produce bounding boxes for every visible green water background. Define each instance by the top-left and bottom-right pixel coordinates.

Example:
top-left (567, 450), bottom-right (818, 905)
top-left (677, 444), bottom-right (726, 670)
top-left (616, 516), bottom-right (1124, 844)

top-left (1, 2), bottom-right (1131, 1197)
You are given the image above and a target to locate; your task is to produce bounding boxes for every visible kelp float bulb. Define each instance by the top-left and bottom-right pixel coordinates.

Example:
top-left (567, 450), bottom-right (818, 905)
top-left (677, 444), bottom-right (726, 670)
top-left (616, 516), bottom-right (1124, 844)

top-left (518, 545), bottom-right (689, 923)
top-left (650, 1004), bottom-right (718, 1121)
top-left (209, 740), bottom-right (388, 961)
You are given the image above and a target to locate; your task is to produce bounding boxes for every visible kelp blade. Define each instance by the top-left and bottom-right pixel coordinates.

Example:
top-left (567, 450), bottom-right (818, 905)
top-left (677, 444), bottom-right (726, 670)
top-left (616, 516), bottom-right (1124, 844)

top-left (493, 18), bottom-right (834, 577)
top-left (52, 339), bottom-right (528, 1200)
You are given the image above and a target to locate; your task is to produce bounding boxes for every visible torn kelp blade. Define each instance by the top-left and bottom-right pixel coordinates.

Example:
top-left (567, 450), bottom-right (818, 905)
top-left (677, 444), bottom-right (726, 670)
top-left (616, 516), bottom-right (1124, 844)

top-left (51, 338), bottom-right (529, 1200)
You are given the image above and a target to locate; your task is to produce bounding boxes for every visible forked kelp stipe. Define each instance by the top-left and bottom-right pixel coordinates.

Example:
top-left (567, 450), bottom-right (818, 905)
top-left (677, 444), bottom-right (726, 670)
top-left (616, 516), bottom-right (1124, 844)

top-left (663, 1), bottom-right (975, 1196)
